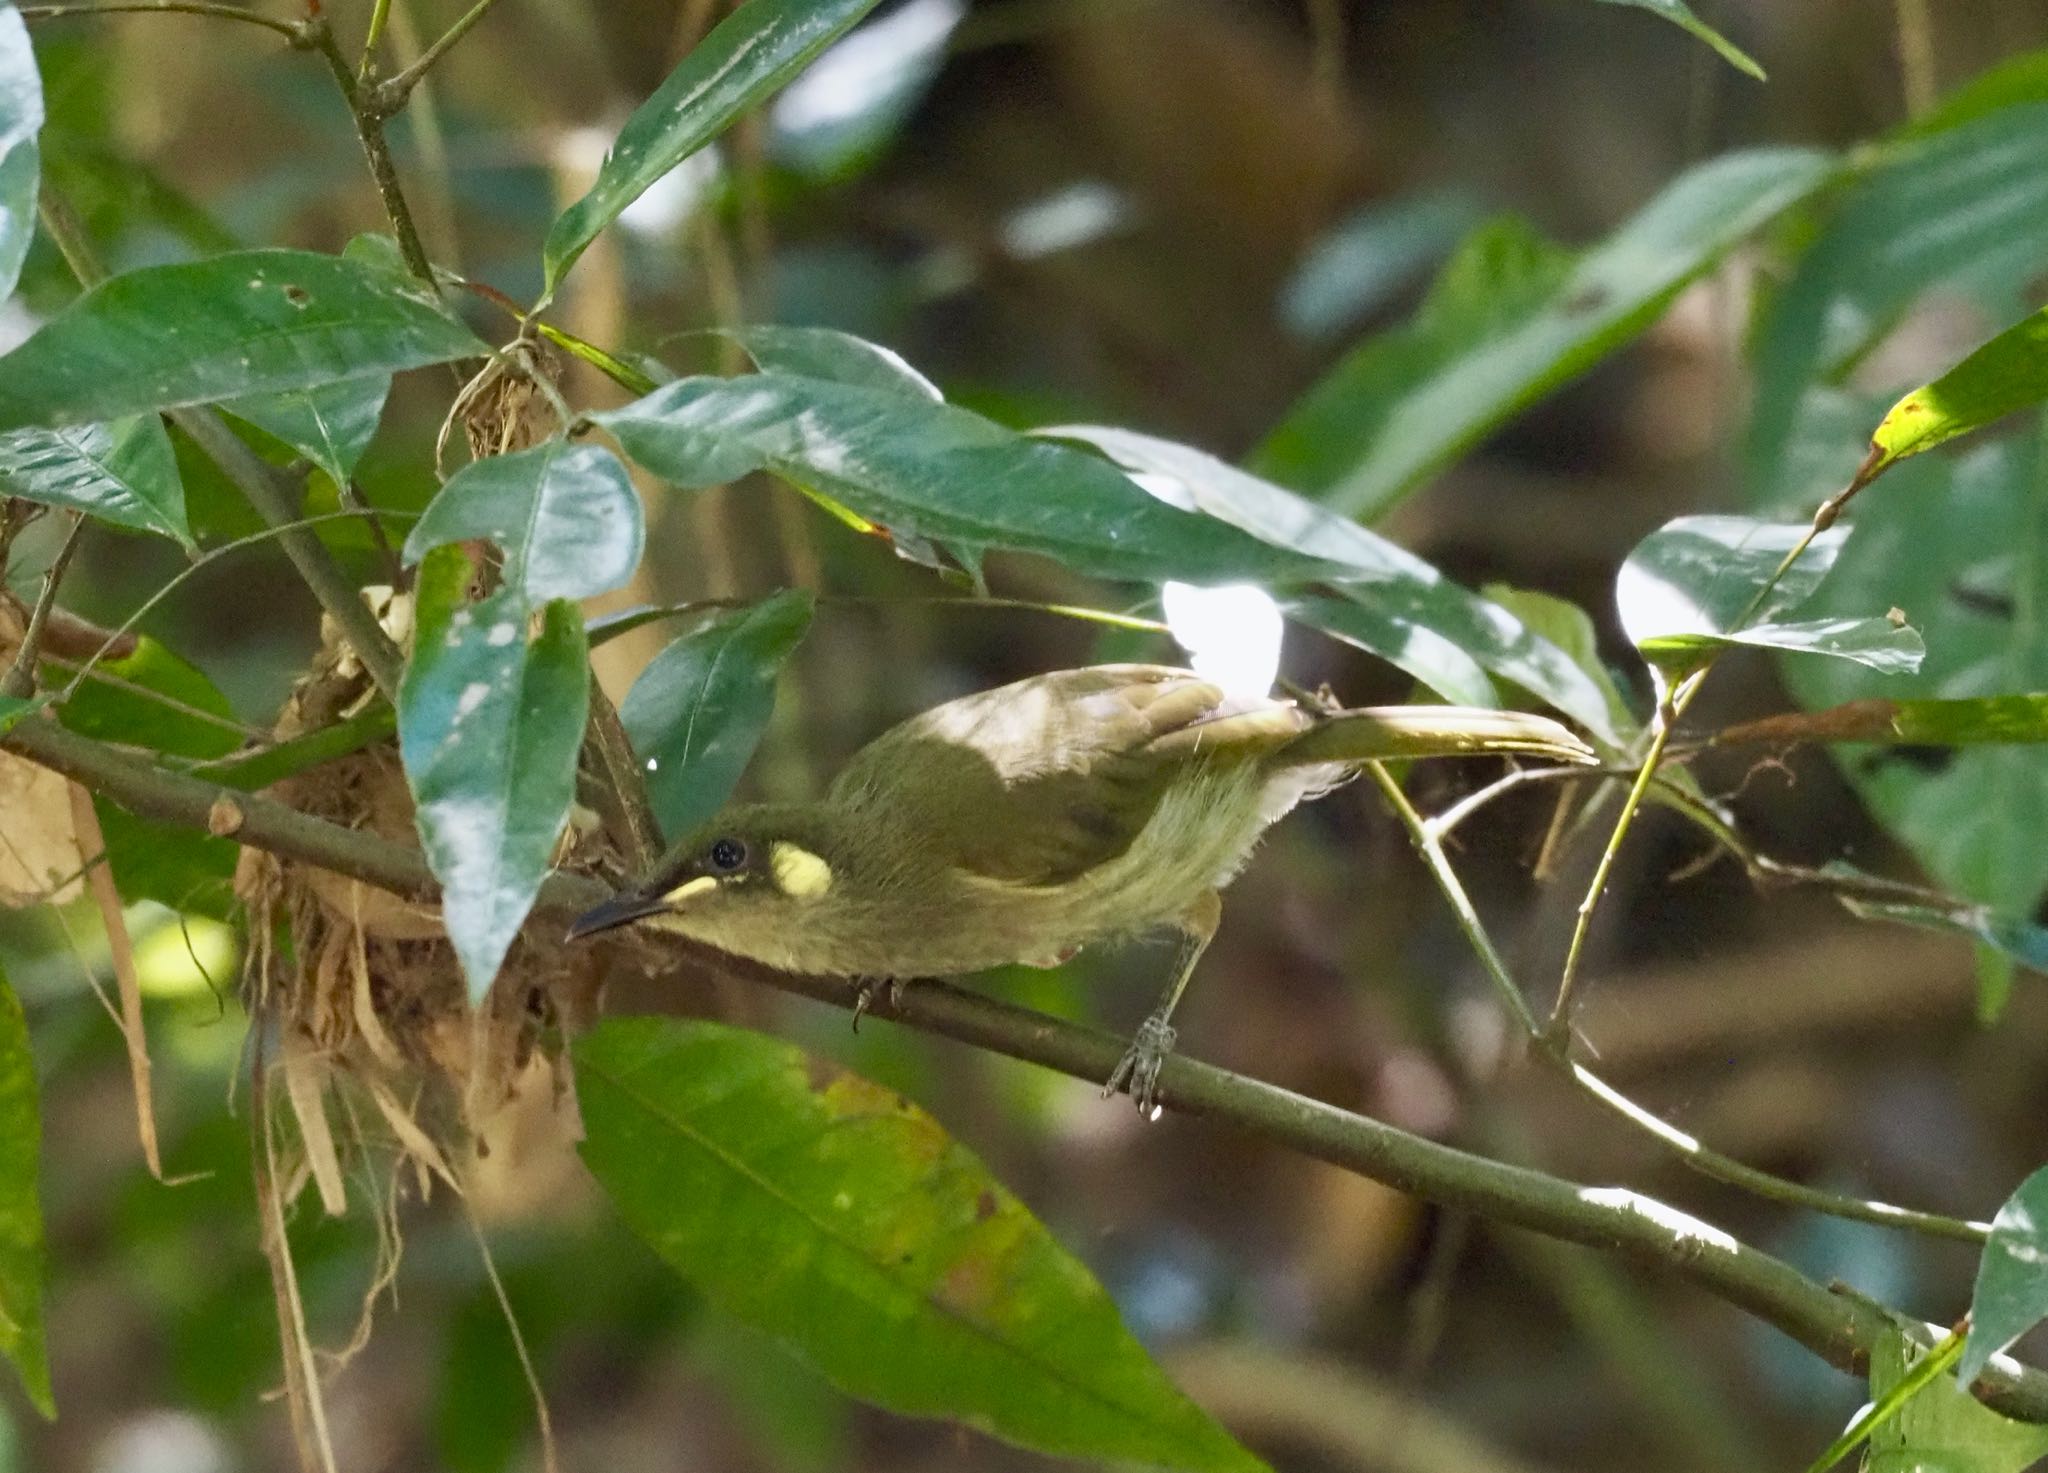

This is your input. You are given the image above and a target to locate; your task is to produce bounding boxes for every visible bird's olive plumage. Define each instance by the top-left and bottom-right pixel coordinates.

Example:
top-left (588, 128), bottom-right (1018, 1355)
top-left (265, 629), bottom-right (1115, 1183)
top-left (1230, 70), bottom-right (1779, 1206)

top-left (569, 664), bottom-right (1594, 1108)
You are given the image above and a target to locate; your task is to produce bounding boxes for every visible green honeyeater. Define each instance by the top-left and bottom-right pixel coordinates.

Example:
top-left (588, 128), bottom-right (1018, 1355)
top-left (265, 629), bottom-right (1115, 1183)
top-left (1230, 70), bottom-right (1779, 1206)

top-left (567, 663), bottom-right (1594, 1113)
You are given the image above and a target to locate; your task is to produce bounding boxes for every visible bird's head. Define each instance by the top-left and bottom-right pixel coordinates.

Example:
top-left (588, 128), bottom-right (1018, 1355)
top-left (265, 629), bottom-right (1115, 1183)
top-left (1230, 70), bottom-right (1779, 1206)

top-left (564, 805), bottom-right (845, 956)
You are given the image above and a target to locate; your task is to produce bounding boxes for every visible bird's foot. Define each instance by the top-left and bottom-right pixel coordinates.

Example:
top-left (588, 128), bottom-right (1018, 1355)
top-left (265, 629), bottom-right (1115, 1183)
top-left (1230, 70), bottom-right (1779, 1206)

top-left (1103, 1012), bottom-right (1178, 1120)
top-left (850, 975), bottom-right (908, 1031)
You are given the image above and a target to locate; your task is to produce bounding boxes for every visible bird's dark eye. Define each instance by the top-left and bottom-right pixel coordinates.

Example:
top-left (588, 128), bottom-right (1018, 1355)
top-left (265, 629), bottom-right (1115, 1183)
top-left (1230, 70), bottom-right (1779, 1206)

top-left (707, 837), bottom-right (748, 873)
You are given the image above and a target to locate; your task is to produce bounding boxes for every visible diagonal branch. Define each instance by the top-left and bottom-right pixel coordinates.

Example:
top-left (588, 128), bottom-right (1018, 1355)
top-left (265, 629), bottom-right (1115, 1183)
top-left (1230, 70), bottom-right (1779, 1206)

top-left (5, 710), bottom-right (2044, 1419)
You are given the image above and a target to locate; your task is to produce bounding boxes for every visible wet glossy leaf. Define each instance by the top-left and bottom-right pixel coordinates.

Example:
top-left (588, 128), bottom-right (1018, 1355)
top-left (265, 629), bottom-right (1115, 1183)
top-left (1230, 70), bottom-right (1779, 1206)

top-left (1783, 433), bottom-right (2048, 1018)
top-left (399, 549), bottom-right (590, 999)
top-left (1480, 584), bottom-right (1642, 743)
top-left (1961, 1167), bottom-right (2048, 1391)
top-left (1866, 304), bottom-right (2048, 477)
top-left (0, 249), bottom-right (486, 431)
top-left (1616, 514), bottom-right (1922, 675)
top-left (0, 4), bottom-right (43, 302)
top-left (769, 0), bottom-right (961, 179)
top-left (1046, 424), bottom-right (1627, 746)
top-left (620, 590), bottom-right (814, 841)
top-left (714, 325), bottom-right (941, 400)
top-left (1257, 149), bottom-right (1834, 519)
top-left (1749, 104), bottom-right (2048, 503)
top-left (575, 1016), bottom-right (1267, 1473)
top-left (595, 375), bottom-right (1346, 587)
top-left (1589, 0), bottom-right (1763, 79)
top-left (220, 375), bottom-right (390, 489)
top-left (0, 414), bottom-right (188, 546)
top-left (542, 0), bottom-right (882, 298)
top-left (0, 966), bottom-right (47, 1417)
top-left (403, 441), bottom-right (643, 606)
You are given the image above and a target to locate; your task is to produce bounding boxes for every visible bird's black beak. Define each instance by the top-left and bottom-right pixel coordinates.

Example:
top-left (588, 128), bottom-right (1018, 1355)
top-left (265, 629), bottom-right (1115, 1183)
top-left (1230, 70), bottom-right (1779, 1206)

top-left (564, 892), bottom-right (667, 942)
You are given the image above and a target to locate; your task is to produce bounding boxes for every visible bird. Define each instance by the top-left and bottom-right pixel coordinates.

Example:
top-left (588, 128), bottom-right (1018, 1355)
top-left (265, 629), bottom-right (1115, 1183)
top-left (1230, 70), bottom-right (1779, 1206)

top-left (567, 663), bottom-right (1595, 1115)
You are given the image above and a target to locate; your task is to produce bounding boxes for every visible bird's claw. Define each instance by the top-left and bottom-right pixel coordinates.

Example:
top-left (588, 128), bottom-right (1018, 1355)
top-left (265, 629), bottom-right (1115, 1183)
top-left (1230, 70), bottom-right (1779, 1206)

top-left (850, 976), bottom-right (906, 1031)
top-left (1103, 1012), bottom-right (1178, 1120)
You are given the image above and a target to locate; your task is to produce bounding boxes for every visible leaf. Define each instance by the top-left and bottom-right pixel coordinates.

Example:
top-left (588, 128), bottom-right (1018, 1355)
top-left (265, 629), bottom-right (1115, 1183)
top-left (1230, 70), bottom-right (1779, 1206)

top-left (398, 549), bottom-right (591, 999)
top-left (0, 249), bottom-right (487, 432)
top-left (1043, 424), bottom-right (1627, 746)
top-left (619, 590), bottom-right (814, 841)
top-left (403, 441), bottom-right (644, 606)
top-left (714, 325), bottom-right (941, 400)
top-left (1864, 1324), bottom-right (2048, 1472)
top-left (0, 965), bottom-right (48, 1417)
top-left (1278, 188), bottom-right (1483, 343)
top-left (768, 0), bottom-right (963, 180)
top-left (220, 375), bottom-right (390, 489)
top-left (1748, 103), bottom-right (2048, 505)
top-left (1480, 584), bottom-right (1642, 743)
top-left (1256, 149), bottom-right (1835, 519)
top-left (575, 1016), bottom-right (1267, 1473)
top-left (1615, 514), bottom-right (1923, 675)
top-left (1837, 887), bottom-right (2048, 979)
top-left (57, 634), bottom-right (243, 917)
top-left (1714, 694), bottom-right (2048, 748)
top-left (541, 0), bottom-right (883, 299)
top-left (1961, 1166), bottom-right (2048, 1390)
top-left (1812, 1326), bottom-right (1970, 1473)
top-left (0, 3), bottom-right (43, 303)
top-left (0, 415), bottom-right (189, 546)
top-left (593, 374), bottom-right (1347, 587)
top-left (1782, 430), bottom-right (2048, 1017)
top-left (1588, 0), bottom-right (1763, 80)
top-left (1867, 304), bottom-right (2048, 477)
top-left (0, 693), bottom-right (43, 736)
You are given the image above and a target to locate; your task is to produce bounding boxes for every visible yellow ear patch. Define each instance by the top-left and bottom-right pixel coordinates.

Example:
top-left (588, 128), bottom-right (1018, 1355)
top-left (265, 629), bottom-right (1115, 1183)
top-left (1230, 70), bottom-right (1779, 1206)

top-left (662, 875), bottom-right (719, 905)
top-left (770, 843), bottom-right (834, 898)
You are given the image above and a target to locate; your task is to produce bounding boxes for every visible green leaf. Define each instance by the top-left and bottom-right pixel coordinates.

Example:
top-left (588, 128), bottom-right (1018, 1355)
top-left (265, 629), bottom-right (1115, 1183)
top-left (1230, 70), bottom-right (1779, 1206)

top-left (1480, 584), bottom-right (1642, 744)
top-left (575, 1016), bottom-right (1266, 1473)
top-left (594, 374), bottom-right (1346, 587)
top-left (0, 249), bottom-right (487, 431)
top-left (1837, 885), bottom-right (2048, 979)
top-left (619, 590), bottom-right (814, 841)
top-left (220, 375), bottom-right (389, 489)
top-left (1588, 0), bottom-right (1764, 79)
top-left (0, 967), bottom-right (47, 1418)
top-left (1749, 104), bottom-right (2048, 504)
top-left (541, 0), bottom-right (883, 299)
top-left (768, 0), bottom-right (962, 180)
top-left (1279, 188), bottom-right (1484, 343)
top-left (1782, 429), bottom-right (2048, 1017)
top-left (398, 549), bottom-right (591, 999)
top-left (1862, 1324), bottom-right (2048, 1472)
top-left (57, 634), bottom-right (243, 917)
top-left (0, 415), bottom-right (188, 546)
top-left (0, 4), bottom-right (43, 302)
top-left (403, 441), bottom-right (644, 606)
top-left (1961, 1166), bottom-right (2048, 1391)
top-left (713, 325), bottom-right (941, 400)
top-left (0, 693), bottom-right (44, 736)
top-left (1811, 1326), bottom-right (1970, 1473)
top-left (1616, 513), bottom-right (1923, 675)
top-left (1867, 304), bottom-right (2048, 477)
top-left (1256, 149), bottom-right (1835, 519)
top-left (1043, 424), bottom-right (1627, 746)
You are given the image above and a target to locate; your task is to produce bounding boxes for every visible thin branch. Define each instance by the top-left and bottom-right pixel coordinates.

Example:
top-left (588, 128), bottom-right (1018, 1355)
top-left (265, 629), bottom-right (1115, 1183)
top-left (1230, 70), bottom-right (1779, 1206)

top-left (364, 0), bottom-right (505, 115)
top-left (299, 18), bottom-right (436, 285)
top-left (33, 193), bottom-right (411, 701)
top-left (19, 0), bottom-right (299, 37)
top-left (2, 512), bottom-right (85, 698)
top-left (4, 710), bottom-right (2040, 1415)
top-left (357, 0), bottom-right (393, 78)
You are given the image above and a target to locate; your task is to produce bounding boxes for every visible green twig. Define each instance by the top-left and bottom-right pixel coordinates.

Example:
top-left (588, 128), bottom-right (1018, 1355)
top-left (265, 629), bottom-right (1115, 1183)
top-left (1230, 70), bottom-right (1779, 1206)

top-left (18, 0), bottom-right (299, 36)
top-left (363, 0), bottom-right (504, 115)
top-left (4, 709), bottom-right (2036, 1414)
top-left (2, 512), bottom-right (84, 698)
top-left (357, 0), bottom-right (393, 78)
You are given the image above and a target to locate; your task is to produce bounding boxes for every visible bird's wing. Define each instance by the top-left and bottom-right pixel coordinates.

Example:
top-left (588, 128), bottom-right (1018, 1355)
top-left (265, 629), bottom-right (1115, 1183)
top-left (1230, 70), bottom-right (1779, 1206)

top-left (828, 665), bottom-right (1306, 886)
